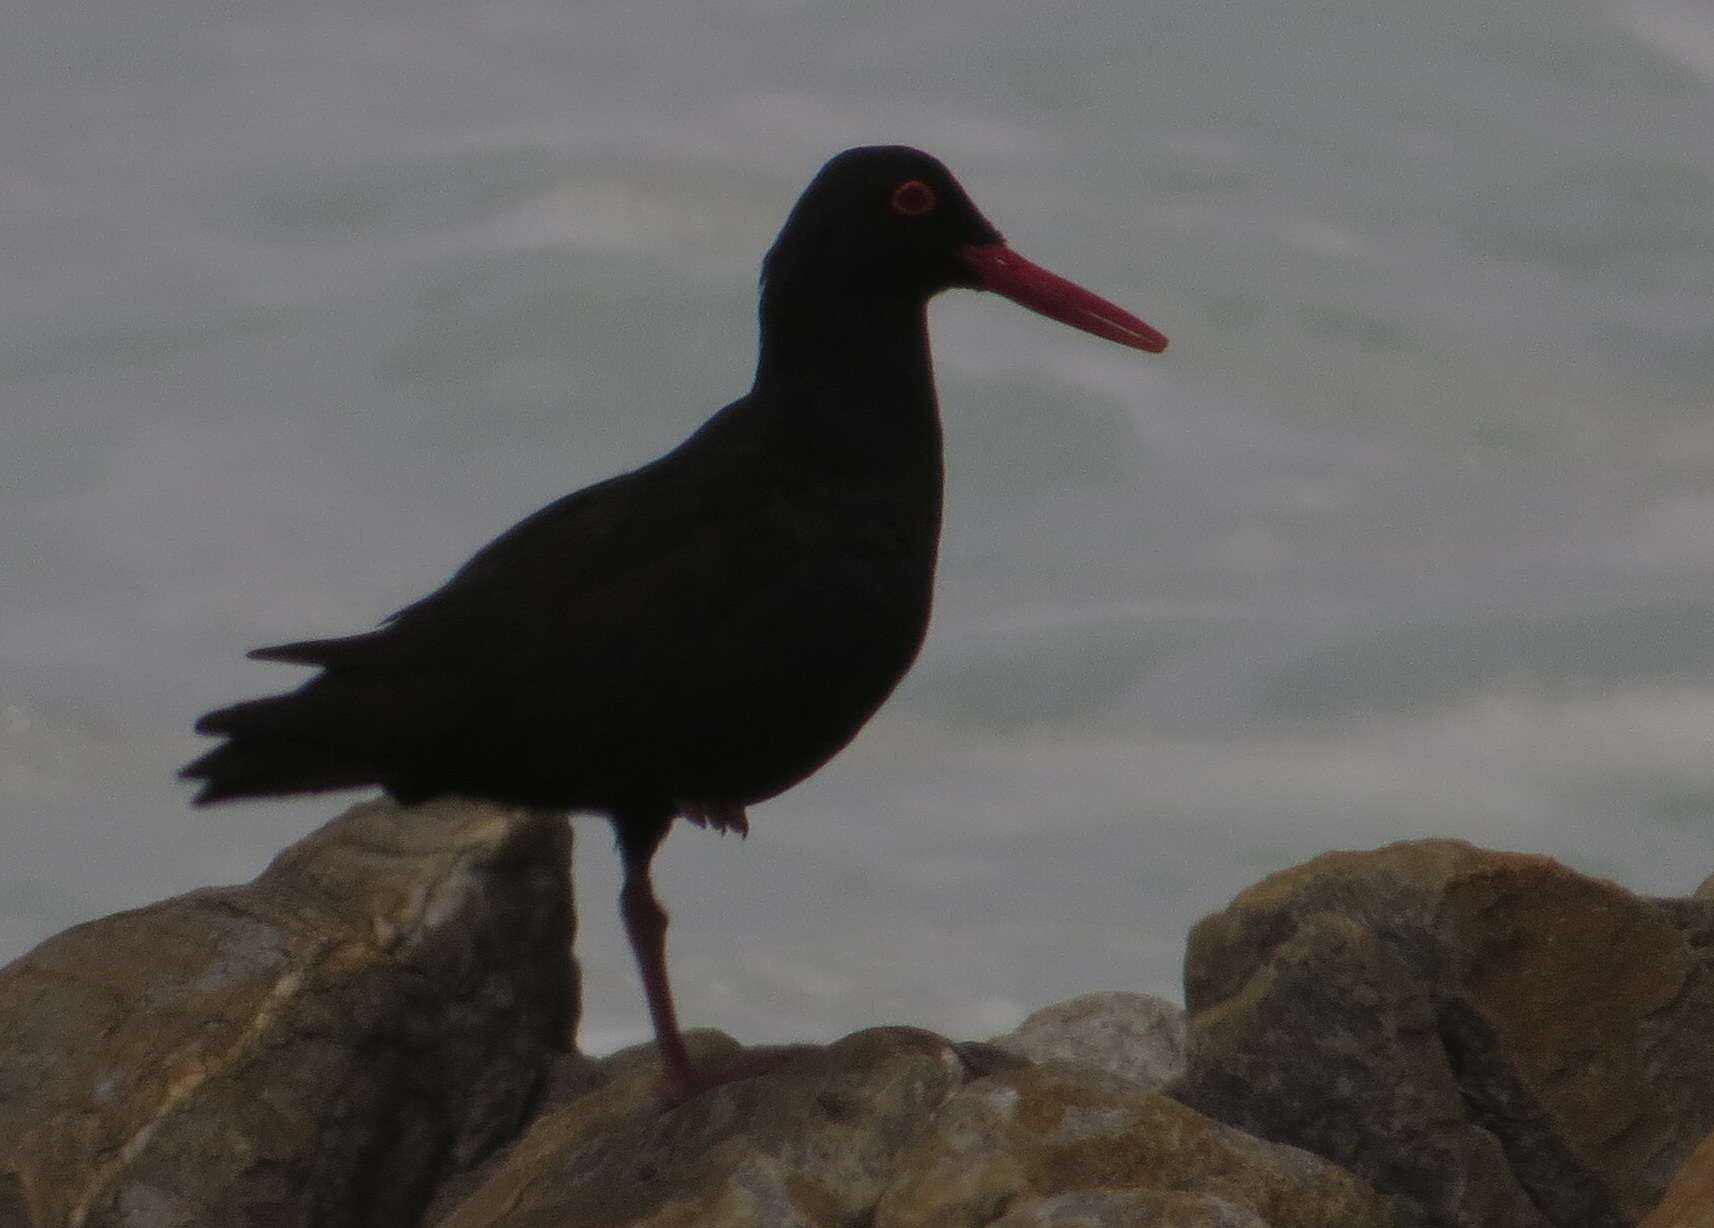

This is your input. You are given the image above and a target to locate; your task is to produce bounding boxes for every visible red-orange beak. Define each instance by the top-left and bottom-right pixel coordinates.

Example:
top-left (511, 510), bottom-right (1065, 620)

top-left (958, 243), bottom-right (1167, 354)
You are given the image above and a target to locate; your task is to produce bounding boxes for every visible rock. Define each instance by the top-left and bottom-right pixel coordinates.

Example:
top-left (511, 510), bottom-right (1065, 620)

top-left (873, 1062), bottom-right (1398, 1228)
top-left (437, 1026), bottom-right (967, 1228)
top-left (12, 814), bottom-right (1707, 1228)
top-left (1175, 839), bottom-right (1714, 1228)
top-left (0, 797), bottom-right (576, 1228)
top-left (988, 992), bottom-right (1185, 1089)
top-left (1642, 1127), bottom-right (1714, 1228)
top-left (987, 1188), bottom-right (1269, 1227)
top-left (0, 1171), bottom-right (30, 1227)
top-left (438, 1025), bottom-right (1395, 1228)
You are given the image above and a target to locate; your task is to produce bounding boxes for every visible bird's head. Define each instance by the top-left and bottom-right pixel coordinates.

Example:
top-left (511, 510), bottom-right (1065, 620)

top-left (762, 146), bottom-right (1166, 354)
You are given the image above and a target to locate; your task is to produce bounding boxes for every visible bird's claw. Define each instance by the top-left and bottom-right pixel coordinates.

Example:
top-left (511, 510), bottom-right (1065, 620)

top-left (676, 801), bottom-right (750, 838)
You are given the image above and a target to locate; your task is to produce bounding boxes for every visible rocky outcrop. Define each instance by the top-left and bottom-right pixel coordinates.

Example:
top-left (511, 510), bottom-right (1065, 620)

top-left (436, 1024), bottom-right (1397, 1228)
top-left (986, 991), bottom-right (1186, 1089)
top-left (3, 809), bottom-right (1709, 1227)
top-left (1174, 839), bottom-right (1714, 1228)
top-left (0, 798), bottom-right (576, 1228)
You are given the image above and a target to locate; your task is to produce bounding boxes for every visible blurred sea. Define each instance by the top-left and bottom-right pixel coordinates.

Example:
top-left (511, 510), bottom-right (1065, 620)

top-left (4, 0), bottom-right (1713, 1051)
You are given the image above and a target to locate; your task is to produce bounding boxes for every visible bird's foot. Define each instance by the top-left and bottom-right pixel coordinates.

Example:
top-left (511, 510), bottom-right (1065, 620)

top-left (676, 801), bottom-right (749, 838)
top-left (657, 1049), bottom-right (797, 1109)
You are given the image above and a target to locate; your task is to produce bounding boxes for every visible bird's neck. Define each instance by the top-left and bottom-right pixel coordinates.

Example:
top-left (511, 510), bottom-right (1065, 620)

top-left (750, 289), bottom-right (946, 476)
top-left (754, 282), bottom-right (939, 431)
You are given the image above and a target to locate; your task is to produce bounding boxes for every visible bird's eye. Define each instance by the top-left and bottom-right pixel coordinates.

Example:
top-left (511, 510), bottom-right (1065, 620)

top-left (889, 180), bottom-right (937, 216)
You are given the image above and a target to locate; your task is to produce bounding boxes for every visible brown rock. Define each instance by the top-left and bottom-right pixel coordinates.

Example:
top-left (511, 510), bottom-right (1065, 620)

top-left (0, 797), bottom-right (576, 1228)
top-left (1176, 839), bottom-right (1714, 1228)
top-left (1642, 1127), bottom-right (1714, 1228)
top-left (873, 1063), bottom-right (1397, 1228)
top-left (988, 1188), bottom-right (1268, 1227)
top-left (987, 992), bottom-right (1186, 1090)
top-left (438, 1026), bottom-right (968, 1228)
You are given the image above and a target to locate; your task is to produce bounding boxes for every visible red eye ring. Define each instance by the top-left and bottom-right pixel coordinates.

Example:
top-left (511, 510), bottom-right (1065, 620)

top-left (890, 180), bottom-right (937, 216)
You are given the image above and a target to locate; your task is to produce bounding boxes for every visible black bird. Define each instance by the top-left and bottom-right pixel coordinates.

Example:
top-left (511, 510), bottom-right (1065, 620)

top-left (184, 146), bottom-right (1166, 1103)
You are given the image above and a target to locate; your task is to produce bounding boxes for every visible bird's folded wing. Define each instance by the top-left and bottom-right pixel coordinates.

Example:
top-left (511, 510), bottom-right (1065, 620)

top-left (249, 438), bottom-right (791, 680)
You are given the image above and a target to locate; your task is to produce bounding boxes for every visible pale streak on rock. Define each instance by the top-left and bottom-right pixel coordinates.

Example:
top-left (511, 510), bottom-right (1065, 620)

top-left (0, 796), bottom-right (576, 1228)
top-left (72, 966), bottom-right (310, 1228)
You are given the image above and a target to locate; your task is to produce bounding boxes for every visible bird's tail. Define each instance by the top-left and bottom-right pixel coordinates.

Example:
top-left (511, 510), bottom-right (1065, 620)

top-left (181, 687), bottom-right (378, 804)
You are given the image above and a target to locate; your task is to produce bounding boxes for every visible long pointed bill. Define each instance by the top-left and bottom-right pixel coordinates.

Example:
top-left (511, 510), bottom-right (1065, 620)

top-left (958, 243), bottom-right (1167, 353)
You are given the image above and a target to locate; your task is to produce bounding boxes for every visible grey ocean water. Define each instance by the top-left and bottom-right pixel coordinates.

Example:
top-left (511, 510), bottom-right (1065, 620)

top-left (4, 0), bottom-right (1712, 1051)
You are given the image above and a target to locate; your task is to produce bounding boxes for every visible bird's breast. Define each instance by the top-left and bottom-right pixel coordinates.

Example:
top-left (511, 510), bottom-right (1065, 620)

top-left (647, 464), bottom-right (942, 804)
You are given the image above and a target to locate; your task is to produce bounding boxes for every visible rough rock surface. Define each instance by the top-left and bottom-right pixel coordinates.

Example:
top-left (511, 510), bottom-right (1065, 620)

top-left (7, 811), bottom-right (1705, 1228)
top-left (438, 1026), bottom-right (967, 1228)
top-left (0, 797), bottom-right (576, 1228)
top-left (1641, 1128), bottom-right (1714, 1228)
top-left (874, 1062), bottom-right (1398, 1228)
top-left (435, 1025), bottom-right (1397, 1228)
top-left (1174, 839), bottom-right (1714, 1228)
top-left (987, 1189), bottom-right (1268, 1227)
top-left (988, 991), bottom-right (1185, 1090)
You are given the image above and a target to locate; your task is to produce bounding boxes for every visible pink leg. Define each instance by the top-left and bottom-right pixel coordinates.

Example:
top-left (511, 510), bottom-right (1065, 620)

top-left (615, 806), bottom-right (788, 1107)
top-left (618, 856), bottom-right (701, 1103)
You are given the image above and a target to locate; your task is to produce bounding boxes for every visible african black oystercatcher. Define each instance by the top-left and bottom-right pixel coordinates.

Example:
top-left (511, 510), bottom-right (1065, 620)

top-left (184, 146), bottom-right (1167, 1103)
